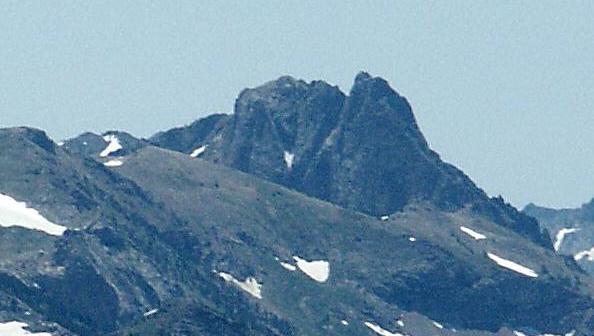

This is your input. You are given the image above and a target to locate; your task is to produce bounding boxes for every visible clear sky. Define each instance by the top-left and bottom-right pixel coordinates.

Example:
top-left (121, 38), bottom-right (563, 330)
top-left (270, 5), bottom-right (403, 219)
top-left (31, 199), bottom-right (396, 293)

top-left (1, 1), bottom-right (594, 210)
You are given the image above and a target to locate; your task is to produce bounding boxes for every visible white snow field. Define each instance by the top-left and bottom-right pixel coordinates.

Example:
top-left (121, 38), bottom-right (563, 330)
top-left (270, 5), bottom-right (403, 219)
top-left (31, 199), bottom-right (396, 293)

top-left (0, 321), bottom-right (52, 336)
top-left (280, 261), bottom-right (297, 271)
top-left (553, 228), bottom-right (579, 251)
top-left (100, 134), bottom-right (123, 157)
top-left (364, 321), bottom-right (404, 336)
top-left (103, 159), bottom-right (123, 167)
top-left (143, 308), bottom-right (159, 317)
top-left (574, 247), bottom-right (594, 261)
top-left (487, 253), bottom-right (538, 278)
top-left (283, 151), bottom-right (295, 169)
top-left (0, 193), bottom-right (66, 236)
top-left (218, 272), bottom-right (262, 299)
top-left (190, 145), bottom-right (208, 158)
top-left (460, 226), bottom-right (487, 240)
top-left (432, 321), bottom-right (444, 329)
top-left (293, 256), bottom-right (330, 283)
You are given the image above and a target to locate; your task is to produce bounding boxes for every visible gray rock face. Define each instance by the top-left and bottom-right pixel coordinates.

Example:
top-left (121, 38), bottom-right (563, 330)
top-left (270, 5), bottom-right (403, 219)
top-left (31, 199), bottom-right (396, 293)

top-left (524, 201), bottom-right (594, 274)
top-left (151, 73), bottom-right (549, 247)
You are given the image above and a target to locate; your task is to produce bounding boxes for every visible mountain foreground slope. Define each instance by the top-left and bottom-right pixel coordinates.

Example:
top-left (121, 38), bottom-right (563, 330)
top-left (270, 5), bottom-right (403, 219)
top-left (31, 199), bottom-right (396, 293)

top-left (1, 73), bottom-right (593, 335)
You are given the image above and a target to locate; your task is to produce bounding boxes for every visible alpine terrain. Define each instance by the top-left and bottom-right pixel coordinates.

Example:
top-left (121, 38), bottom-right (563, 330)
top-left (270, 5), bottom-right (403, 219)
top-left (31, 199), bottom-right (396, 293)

top-left (0, 73), bottom-right (592, 336)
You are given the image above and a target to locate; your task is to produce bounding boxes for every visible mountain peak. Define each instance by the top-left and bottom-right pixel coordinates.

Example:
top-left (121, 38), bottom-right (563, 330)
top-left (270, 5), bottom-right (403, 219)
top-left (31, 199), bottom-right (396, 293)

top-left (354, 70), bottom-right (373, 82)
top-left (62, 131), bottom-right (147, 158)
top-left (235, 75), bottom-right (341, 113)
top-left (255, 75), bottom-right (308, 93)
top-left (274, 75), bottom-right (303, 86)
top-left (0, 126), bottom-right (56, 154)
top-left (349, 71), bottom-right (403, 101)
top-left (351, 71), bottom-right (395, 93)
top-left (150, 73), bottom-right (549, 247)
top-left (346, 71), bottom-right (418, 133)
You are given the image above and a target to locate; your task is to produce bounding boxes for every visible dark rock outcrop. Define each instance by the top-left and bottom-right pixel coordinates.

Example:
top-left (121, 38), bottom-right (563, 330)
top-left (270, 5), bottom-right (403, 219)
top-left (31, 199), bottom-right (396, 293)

top-left (151, 72), bottom-right (550, 247)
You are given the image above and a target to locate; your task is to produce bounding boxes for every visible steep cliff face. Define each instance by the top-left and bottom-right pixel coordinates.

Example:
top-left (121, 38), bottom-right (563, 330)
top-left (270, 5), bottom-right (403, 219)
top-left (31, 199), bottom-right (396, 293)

top-left (294, 72), bottom-right (481, 216)
top-left (208, 76), bottom-right (345, 186)
top-left (150, 73), bottom-right (549, 247)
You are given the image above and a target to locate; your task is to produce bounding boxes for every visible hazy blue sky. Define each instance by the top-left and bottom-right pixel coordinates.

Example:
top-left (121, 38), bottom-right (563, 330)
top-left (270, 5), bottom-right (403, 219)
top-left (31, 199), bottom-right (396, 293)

top-left (2, 1), bottom-right (594, 209)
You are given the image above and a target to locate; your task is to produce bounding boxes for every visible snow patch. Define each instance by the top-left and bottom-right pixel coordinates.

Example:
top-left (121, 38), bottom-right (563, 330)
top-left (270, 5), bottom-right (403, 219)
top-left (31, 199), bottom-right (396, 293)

top-left (515, 332), bottom-right (573, 336)
top-left (554, 228), bottom-right (579, 251)
top-left (0, 321), bottom-right (52, 336)
top-left (574, 247), bottom-right (594, 261)
top-left (396, 320), bottom-right (404, 327)
top-left (460, 226), bottom-right (487, 240)
top-left (283, 151), bottom-right (295, 169)
top-left (100, 134), bottom-right (123, 157)
top-left (364, 322), bottom-right (404, 336)
top-left (103, 159), bottom-right (123, 167)
top-left (293, 256), bottom-right (330, 283)
top-left (218, 272), bottom-right (262, 299)
top-left (190, 145), bottom-right (208, 158)
top-left (432, 321), bottom-right (444, 329)
top-left (0, 194), bottom-right (67, 236)
top-left (280, 262), bottom-right (296, 271)
top-left (487, 253), bottom-right (538, 278)
top-left (143, 308), bottom-right (158, 317)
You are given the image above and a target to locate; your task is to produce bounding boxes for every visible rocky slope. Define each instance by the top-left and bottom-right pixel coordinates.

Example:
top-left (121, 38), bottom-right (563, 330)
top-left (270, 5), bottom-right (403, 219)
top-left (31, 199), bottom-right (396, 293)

top-left (1, 127), bottom-right (592, 335)
top-left (116, 146), bottom-right (594, 335)
top-left (524, 201), bottom-right (594, 274)
top-left (0, 128), bottom-right (295, 335)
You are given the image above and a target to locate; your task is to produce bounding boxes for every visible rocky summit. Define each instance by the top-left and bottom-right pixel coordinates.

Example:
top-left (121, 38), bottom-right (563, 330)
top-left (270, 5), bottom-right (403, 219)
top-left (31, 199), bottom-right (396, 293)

top-left (150, 72), bottom-right (550, 248)
top-left (1, 73), bottom-right (593, 336)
